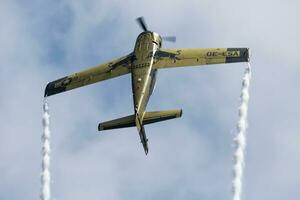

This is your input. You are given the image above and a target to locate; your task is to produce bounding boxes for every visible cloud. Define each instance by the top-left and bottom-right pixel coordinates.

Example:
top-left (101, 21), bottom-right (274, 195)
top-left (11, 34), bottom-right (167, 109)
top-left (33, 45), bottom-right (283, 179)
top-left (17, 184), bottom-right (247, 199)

top-left (1, 0), bottom-right (300, 200)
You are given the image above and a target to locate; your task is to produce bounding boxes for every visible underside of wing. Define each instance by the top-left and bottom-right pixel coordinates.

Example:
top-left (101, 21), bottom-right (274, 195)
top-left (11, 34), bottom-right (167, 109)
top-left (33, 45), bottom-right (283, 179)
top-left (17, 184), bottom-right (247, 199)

top-left (45, 53), bottom-right (134, 97)
top-left (153, 48), bottom-right (249, 69)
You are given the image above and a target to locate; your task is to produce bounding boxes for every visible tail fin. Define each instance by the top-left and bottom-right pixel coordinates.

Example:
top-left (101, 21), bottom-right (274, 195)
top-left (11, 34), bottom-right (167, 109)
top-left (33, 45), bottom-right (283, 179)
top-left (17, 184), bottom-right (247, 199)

top-left (135, 113), bottom-right (149, 155)
top-left (98, 109), bottom-right (182, 131)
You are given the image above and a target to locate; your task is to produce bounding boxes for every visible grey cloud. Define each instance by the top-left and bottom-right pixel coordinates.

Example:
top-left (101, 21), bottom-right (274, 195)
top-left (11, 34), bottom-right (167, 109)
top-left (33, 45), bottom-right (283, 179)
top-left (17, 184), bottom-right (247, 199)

top-left (1, 0), bottom-right (300, 200)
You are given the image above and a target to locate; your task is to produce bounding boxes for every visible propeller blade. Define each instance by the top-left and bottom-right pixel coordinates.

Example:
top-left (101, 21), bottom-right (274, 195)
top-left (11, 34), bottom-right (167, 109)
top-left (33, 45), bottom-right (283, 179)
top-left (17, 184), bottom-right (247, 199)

top-left (136, 17), bottom-right (148, 32)
top-left (162, 36), bottom-right (176, 42)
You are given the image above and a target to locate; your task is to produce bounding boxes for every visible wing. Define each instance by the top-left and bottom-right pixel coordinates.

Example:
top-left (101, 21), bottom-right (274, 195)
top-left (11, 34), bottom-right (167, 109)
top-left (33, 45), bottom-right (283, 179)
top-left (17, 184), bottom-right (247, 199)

top-left (153, 48), bottom-right (249, 69)
top-left (45, 53), bottom-right (134, 97)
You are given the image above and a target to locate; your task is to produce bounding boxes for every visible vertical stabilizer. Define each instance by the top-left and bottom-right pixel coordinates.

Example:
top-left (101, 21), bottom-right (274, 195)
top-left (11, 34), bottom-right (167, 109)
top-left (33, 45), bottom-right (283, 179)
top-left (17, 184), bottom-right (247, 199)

top-left (135, 113), bottom-right (149, 155)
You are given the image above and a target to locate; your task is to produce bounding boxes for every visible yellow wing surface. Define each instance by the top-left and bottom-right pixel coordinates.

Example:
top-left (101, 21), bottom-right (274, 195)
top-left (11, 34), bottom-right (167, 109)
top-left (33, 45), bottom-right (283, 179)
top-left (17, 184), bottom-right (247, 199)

top-left (44, 53), bottom-right (134, 97)
top-left (153, 48), bottom-right (249, 69)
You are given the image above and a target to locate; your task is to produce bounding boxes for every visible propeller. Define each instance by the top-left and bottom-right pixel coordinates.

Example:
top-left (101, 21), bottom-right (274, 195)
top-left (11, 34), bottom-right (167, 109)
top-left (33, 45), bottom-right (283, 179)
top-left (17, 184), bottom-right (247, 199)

top-left (162, 36), bottom-right (176, 43)
top-left (136, 17), bottom-right (148, 32)
top-left (136, 16), bottom-right (176, 43)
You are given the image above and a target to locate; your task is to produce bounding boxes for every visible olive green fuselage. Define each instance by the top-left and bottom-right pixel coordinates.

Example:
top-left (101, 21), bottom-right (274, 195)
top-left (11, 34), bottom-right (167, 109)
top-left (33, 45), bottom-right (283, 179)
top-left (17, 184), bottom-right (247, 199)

top-left (131, 31), bottom-right (162, 153)
top-left (131, 32), bottom-right (161, 119)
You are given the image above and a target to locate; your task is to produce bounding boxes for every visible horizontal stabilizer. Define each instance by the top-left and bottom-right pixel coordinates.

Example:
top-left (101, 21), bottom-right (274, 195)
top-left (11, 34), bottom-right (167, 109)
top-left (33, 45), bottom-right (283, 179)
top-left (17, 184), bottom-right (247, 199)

top-left (98, 115), bottom-right (135, 131)
top-left (143, 109), bottom-right (182, 124)
top-left (98, 109), bottom-right (182, 131)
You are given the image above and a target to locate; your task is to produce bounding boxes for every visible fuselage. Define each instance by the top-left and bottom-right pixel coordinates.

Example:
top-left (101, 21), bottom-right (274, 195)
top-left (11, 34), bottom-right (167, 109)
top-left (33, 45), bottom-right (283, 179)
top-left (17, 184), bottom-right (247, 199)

top-left (131, 31), bottom-right (162, 120)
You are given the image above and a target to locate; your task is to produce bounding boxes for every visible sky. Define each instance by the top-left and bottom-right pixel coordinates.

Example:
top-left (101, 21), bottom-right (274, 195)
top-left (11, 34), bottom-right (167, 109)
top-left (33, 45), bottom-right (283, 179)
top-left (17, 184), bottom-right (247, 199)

top-left (1, 0), bottom-right (300, 199)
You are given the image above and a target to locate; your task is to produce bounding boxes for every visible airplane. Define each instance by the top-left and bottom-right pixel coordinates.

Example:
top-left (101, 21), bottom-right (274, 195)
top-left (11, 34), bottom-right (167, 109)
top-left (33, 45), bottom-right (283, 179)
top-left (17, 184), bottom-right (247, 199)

top-left (45, 17), bottom-right (250, 155)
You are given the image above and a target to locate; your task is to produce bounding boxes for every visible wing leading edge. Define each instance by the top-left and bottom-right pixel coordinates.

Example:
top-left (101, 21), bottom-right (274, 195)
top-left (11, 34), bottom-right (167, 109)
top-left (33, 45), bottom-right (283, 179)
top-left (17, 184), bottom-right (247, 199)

top-left (153, 48), bottom-right (249, 69)
top-left (45, 53), bottom-right (134, 97)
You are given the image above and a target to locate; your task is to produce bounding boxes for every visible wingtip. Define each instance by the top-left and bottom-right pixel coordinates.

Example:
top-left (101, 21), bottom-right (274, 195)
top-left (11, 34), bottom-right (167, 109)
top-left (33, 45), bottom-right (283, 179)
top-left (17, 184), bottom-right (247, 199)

top-left (247, 48), bottom-right (251, 62)
top-left (44, 83), bottom-right (50, 97)
top-left (98, 123), bottom-right (104, 131)
top-left (179, 109), bottom-right (183, 117)
top-left (43, 77), bottom-right (68, 97)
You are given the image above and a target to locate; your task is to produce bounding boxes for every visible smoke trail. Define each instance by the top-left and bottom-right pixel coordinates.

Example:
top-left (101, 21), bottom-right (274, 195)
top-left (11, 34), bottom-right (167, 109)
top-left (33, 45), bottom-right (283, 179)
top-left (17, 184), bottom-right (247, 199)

top-left (41, 98), bottom-right (51, 200)
top-left (232, 63), bottom-right (251, 200)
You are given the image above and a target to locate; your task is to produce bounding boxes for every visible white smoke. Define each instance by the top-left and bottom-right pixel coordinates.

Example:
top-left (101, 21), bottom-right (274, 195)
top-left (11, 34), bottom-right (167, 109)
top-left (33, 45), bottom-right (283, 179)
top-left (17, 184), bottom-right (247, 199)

top-left (41, 99), bottom-right (51, 200)
top-left (232, 63), bottom-right (251, 200)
